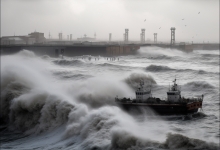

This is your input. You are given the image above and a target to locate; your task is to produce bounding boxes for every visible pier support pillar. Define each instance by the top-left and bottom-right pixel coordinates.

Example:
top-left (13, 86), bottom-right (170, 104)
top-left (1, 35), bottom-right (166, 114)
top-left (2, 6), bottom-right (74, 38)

top-left (170, 27), bottom-right (176, 45)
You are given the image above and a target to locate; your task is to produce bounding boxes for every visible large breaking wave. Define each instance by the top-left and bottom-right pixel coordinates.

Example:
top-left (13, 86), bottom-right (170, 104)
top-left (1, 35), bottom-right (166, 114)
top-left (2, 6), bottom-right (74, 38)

top-left (146, 64), bottom-right (218, 75)
top-left (1, 49), bottom-right (219, 150)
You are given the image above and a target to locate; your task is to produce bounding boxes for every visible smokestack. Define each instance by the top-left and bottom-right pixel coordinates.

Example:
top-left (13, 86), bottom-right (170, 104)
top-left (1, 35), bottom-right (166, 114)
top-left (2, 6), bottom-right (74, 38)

top-left (109, 33), bottom-right (112, 42)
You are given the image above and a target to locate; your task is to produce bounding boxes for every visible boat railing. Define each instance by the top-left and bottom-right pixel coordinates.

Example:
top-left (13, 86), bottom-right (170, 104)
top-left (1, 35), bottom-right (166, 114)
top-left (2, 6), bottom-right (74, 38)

top-left (181, 97), bottom-right (203, 102)
top-left (115, 97), bottom-right (132, 102)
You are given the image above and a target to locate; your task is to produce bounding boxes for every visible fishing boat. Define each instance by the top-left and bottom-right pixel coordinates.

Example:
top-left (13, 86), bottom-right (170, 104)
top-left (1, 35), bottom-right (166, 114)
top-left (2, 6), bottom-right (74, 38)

top-left (115, 79), bottom-right (203, 115)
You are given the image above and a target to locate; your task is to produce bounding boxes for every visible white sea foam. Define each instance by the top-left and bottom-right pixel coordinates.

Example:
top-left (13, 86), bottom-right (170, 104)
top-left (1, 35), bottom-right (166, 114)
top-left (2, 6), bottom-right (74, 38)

top-left (1, 49), bottom-right (219, 150)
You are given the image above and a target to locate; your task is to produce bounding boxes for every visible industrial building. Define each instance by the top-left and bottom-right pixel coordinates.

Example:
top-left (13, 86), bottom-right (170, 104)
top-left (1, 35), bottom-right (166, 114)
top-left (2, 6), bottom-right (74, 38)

top-left (0, 31), bottom-right (46, 45)
top-left (77, 34), bottom-right (96, 42)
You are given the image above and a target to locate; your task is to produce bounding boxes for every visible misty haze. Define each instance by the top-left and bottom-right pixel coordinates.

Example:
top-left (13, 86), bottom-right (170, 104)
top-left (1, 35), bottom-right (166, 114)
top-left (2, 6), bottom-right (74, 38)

top-left (0, 0), bottom-right (219, 150)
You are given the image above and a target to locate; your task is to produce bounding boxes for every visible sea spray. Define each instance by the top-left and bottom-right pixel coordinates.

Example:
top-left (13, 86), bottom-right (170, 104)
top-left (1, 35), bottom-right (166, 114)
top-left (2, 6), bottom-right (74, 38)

top-left (124, 73), bottom-right (156, 90)
top-left (1, 49), bottom-right (219, 149)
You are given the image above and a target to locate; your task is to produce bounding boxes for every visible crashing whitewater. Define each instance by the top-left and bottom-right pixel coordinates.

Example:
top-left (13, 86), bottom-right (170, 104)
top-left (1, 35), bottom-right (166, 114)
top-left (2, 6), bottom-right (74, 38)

top-left (0, 48), bottom-right (219, 150)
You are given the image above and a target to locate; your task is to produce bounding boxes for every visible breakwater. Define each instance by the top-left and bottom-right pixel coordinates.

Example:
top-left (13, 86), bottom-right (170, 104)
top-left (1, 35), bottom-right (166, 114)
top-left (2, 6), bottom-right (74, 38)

top-left (0, 43), bottom-right (218, 57)
top-left (0, 44), bottom-right (140, 57)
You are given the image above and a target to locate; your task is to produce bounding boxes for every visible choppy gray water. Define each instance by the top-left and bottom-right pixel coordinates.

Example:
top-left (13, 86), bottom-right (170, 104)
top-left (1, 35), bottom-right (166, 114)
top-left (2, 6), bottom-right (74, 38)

top-left (0, 47), bottom-right (219, 150)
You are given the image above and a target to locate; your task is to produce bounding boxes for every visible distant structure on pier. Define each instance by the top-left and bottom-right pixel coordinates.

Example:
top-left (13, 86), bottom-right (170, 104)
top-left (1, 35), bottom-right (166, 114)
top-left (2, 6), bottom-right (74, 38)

top-left (109, 33), bottom-right (112, 42)
top-left (77, 34), bottom-right (96, 42)
top-left (140, 29), bottom-right (145, 43)
top-left (0, 31), bottom-right (46, 45)
top-left (49, 32), bottom-right (51, 39)
top-left (170, 27), bottom-right (176, 45)
top-left (154, 33), bottom-right (157, 43)
top-left (124, 29), bottom-right (129, 42)
top-left (58, 33), bottom-right (62, 40)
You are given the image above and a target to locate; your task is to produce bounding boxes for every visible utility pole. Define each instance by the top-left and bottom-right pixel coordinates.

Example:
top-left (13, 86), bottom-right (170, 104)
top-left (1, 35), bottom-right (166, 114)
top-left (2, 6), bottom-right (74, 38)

top-left (109, 33), bottom-right (112, 42)
top-left (140, 29), bottom-right (145, 43)
top-left (170, 27), bottom-right (176, 45)
top-left (154, 33), bottom-right (157, 43)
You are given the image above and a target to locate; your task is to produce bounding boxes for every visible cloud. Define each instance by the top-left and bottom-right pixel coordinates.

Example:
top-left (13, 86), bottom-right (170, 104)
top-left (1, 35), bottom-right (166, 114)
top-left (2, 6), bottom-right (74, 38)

top-left (1, 0), bottom-right (219, 42)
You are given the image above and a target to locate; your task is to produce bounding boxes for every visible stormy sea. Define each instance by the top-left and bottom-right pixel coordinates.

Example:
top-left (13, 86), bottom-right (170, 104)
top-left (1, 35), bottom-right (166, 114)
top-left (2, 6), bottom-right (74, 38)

top-left (1, 47), bottom-right (219, 150)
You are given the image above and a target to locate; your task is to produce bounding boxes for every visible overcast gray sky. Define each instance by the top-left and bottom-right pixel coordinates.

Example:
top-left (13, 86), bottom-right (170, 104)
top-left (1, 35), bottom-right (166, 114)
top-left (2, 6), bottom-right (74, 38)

top-left (1, 0), bottom-right (219, 43)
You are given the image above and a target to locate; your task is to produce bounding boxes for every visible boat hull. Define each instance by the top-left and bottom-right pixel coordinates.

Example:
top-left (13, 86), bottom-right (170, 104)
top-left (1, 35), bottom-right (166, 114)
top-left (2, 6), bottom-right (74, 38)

top-left (117, 102), bottom-right (201, 115)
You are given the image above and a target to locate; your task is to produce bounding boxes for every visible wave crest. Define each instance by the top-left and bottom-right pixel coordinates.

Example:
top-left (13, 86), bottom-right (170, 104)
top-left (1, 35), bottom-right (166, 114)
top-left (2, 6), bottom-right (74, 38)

top-left (1, 81), bottom-right (30, 124)
top-left (17, 50), bottom-right (36, 58)
top-left (110, 130), bottom-right (160, 149)
top-left (184, 81), bottom-right (215, 91)
top-left (165, 133), bottom-right (218, 150)
top-left (124, 73), bottom-right (156, 89)
top-left (53, 59), bottom-right (83, 66)
top-left (78, 94), bottom-right (115, 108)
top-left (1, 73), bottom-right (74, 134)
top-left (8, 91), bottom-right (74, 134)
top-left (146, 65), bottom-right (173, 72)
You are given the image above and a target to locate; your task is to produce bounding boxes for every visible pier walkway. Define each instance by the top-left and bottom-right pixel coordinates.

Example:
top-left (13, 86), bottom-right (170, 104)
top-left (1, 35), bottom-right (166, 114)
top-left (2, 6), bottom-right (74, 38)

top-left (1, 42), bottom-right (219, 57)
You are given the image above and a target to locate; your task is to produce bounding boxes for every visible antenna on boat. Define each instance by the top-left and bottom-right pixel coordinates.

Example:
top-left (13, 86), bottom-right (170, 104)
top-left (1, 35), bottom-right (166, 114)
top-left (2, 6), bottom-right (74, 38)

top-left (173, 78), bottom-right (176, 84)
top-left (169, 83), bottom-right (170, 91)
top-left (139, 79), bottom-right (144, 88)
top-left (141, 79), bottom-right (144, 86)
top-left (174, 75), bottom-right (177, 83)
top-left (150, 81), bottom-right (152, 96)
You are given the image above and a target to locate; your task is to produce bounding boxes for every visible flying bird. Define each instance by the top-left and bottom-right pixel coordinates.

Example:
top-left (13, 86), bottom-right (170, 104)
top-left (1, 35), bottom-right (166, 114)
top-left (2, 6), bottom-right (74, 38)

top-left (198, 12), bottom-right (200, 14)
top-left (185, 25), bottom-right (187, 26)
top-left (182, 18), bottom-right (184, 20)
top-left (159, 27), bottom-right (161, 29)
top-left (144, 19), bottom-right (146, 22)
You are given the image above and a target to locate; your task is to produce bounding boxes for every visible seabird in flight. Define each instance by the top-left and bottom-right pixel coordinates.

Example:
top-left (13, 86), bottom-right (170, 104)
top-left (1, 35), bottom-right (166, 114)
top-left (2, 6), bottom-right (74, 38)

top-left (198, 12), bottom-right (200, 14)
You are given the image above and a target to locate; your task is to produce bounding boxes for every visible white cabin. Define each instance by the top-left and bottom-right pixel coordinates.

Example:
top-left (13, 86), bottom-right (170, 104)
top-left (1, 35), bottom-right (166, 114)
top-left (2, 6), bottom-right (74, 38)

top-left (167, 79), bottom-right (181, 102)
top-left (135, 81), bottom-right (152, 102)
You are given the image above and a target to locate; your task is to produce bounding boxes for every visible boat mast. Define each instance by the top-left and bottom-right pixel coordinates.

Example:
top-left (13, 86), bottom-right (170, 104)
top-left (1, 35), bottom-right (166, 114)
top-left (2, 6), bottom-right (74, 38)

top-left (169, 83), bottom-right (170, 91)
top-left (150, 82), bottom-right (152, 96)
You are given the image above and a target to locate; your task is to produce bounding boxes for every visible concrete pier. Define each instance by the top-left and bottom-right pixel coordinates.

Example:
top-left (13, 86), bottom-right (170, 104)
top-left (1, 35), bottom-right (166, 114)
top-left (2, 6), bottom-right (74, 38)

top-left (0, 43), bottom-right (218, 57)
top-left (148, 43), bottom-right (219, 52)
top-left (0, 44), bottom-right (140, 57)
